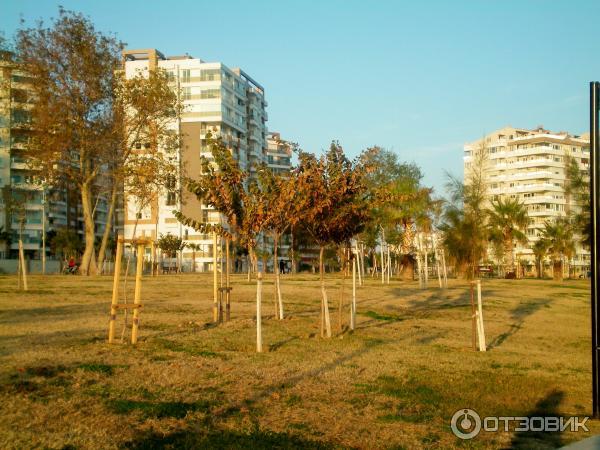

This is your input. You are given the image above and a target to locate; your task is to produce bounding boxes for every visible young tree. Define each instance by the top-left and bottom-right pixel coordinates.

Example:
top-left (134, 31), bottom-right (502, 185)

top-left (540, 218), bottom-right (575, 281)
top-left (440, 140), bottom-right (489, 279)
top-left (175, 134), bottom-right (268, 350)
top-left (487, 197), bottom-right (529, 274)
top-left (258, 164), bottom-right (307, 319)
top-left (157, 233), bottom-right (185, 271)
top-left (49, 228), bottom-right (83, 258)
top-left (297, 142), bottom-right (369, 337)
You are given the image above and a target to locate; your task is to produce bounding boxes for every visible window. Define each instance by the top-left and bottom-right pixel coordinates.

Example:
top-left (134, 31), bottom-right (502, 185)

top-left (181, 69), bottom-right (190, 82)
top-left (182, 87), bottom-right (191, 101)
top-left (200, 89), bottom-right (221, 99)
top-left (165, 175), bottom-right (177, 206)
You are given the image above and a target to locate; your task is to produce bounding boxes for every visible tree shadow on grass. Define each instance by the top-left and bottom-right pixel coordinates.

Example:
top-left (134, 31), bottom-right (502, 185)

top-left (488, 298), bottom-right (552, 350)
top-left (508, 390), bottom-right (565, 449)
top-left (212, 338), bottom-right (387, 422)
top-left (121, 427), bottom-right (336, 449)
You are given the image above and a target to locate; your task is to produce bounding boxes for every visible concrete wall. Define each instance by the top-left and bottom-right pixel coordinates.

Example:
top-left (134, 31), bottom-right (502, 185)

top-left (0, 259), bottom-right (62, 274)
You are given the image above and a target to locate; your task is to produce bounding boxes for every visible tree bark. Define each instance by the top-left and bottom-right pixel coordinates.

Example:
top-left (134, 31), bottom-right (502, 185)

top-left (80, 182), bottom-right (98, 275)
top-left (553, 260), bottom-right (562, 281)
top-left (96, 182), bottom-right (118, 273)
top-left (273, 232), bottom-right (284, 320)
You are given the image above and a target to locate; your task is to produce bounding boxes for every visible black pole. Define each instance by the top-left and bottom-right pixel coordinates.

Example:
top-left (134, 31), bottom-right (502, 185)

top-left (591, 81), bottom-right (600, 418)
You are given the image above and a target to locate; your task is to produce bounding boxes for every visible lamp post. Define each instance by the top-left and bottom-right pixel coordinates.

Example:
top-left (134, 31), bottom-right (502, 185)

top-left (590, 81), bottom-right (600, 417)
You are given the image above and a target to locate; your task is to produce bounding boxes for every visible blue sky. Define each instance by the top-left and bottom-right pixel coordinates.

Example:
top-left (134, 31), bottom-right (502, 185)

top-left (2, 0), bottom-right (599, 194)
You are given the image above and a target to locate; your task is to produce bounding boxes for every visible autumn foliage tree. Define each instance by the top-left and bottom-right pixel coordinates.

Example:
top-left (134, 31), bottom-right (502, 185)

top-left (175, 133), bottom-right (269, 350)
top-left (258, 164), bottom-right (307, 319)
top-left (297, 142), bottom-right (370, 337)
top-left (16, 8), bottom-right (182, 274)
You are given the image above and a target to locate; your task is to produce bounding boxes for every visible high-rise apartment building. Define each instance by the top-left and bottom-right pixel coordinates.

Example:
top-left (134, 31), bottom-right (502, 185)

top-left (122, 49), bottom-right (269, 272)
top-left (0, 55), bottom-right (114, 264)
top-left (266, 132), bottom-right (293, 176)
top-left (463, 126), bottom-right (590, 276)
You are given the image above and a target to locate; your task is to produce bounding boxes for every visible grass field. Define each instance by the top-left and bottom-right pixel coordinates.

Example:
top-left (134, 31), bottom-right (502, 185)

top-left (0, 273), bottom-right (596, 449)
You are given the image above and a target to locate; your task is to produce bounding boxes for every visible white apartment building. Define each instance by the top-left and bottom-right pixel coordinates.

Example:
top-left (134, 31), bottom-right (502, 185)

top-left (122, 49), bottom-right (268, 272)
top-left (464, 126), bottom-right (590, 276)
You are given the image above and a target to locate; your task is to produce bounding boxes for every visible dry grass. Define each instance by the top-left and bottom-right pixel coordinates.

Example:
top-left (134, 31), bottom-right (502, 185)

top-left (0, 273), bottom-right (596, 449)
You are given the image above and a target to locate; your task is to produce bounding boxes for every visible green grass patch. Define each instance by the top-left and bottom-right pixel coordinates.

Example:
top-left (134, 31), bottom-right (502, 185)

top-left (155, 338), bottom-right (220, 358)
top-left (357, 375), bottom-right (442, 423)
top-left (77, 363), bottom-right (115, 375)
top-left (107, 399), bottom-right (212, 419)
top-left (361, 310), bottom-right (404, 321)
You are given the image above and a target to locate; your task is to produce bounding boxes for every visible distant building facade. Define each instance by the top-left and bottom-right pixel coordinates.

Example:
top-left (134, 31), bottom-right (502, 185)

top-left (122, 49), bottom-right (269, 272)
top-left (463, 126), bottom-right (590, 276)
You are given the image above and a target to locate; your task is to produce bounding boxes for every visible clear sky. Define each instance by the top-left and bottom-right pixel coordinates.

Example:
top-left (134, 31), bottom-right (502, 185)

top-left (2, 0), bottom-right (599, 194)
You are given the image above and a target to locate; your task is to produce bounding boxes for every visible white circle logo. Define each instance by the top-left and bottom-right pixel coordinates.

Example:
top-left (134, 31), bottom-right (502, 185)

top-left (451, 408), bottom-right (481, 440)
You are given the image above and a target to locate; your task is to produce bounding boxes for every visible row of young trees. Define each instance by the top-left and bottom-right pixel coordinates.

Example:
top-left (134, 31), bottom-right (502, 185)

top-left (3, 8), bottom-right (589, 285)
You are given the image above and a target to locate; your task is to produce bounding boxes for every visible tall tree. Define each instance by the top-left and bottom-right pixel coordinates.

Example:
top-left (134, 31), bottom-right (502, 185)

top-left (98, 69), bottom-right (182, 270)
top-left (540, 218), bottom-right (575, 281)
top-left (532, 238), bottom-right (549, 279)
top-left (298, 142), bottom-right (369, 337)
top-left (16, 8), bottom-right (182, 274)
top-left (16, 8), bottom-right (122, 274)
top-left (360, 147), bottom-right (432, 280)
top-left (564, 154), bottom-right (590, 247)
top-left (487, 197), bottom-right (529, 274)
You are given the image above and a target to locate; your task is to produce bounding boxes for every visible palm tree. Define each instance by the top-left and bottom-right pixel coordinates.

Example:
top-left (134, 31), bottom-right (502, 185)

top-left (186, 243), bottom-right (201, 273)
top-left (531, 239), bottom-right (549, 279)
top-left (541, 218), bottom-right (575, 281)
top-left (487, 197), bottom-right (528, 274)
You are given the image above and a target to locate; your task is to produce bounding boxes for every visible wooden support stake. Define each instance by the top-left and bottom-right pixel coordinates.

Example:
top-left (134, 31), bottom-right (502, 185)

top-left (18, 239), bottom-right (28, 291)
top-left (476, 280), bottom-right (486, 351)
top-left (212, 232), bottom-right (218, 323)
top-left (151, 241), bottom-right (157, 276)
top-left (226, 237), bottom-right (231, 321)
top-left (131, 242), bottom-right (144, 344)
top-left (108, 236), bottom-right (123, 343)
top-left (470, 282), bottom-right (476, 351)
top-left (351, 256), bottom-right (356, 330)
top-left (256, 271), bottom-right (263, 352)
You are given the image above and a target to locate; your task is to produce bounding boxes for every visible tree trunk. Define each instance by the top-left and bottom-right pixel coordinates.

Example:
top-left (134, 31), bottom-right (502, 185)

top-left (339, 247), bottom-right (346, 332)
top-left (80, 183), bottom-right (98, 275)
top-left (290, 226), bottom-right (297, 275)
top-left (553, 259), bottom-right (562, 281)
top-left (249, 248), bottom-right (262, 352)
top-left (273, 232), bottom-right (284, 320)
top-left (96, 182), bottom-right (118, 273)
top-left (319, 245), bottom-right (332, 338)
top-left (399, 254), bottom-right (415, 281)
